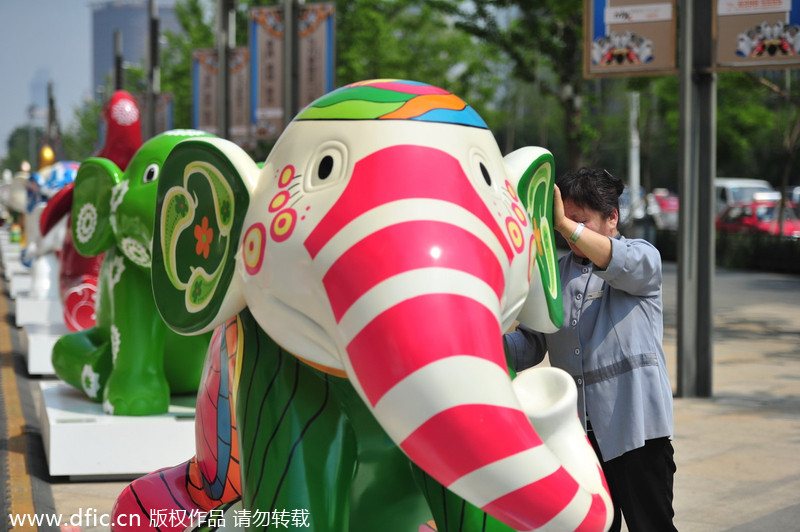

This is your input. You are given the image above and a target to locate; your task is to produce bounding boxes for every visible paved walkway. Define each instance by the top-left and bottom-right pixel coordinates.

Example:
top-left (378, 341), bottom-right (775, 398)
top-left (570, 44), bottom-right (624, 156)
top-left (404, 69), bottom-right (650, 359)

top-left (7, 262), bottom-right (800, 531)
top-left (666, 297), bottom-right (800, 531)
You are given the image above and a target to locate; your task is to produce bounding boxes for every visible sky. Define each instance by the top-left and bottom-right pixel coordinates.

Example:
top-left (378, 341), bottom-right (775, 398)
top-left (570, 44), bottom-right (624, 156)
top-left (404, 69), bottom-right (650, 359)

top-left (0, 0), bottom-right (94, 163)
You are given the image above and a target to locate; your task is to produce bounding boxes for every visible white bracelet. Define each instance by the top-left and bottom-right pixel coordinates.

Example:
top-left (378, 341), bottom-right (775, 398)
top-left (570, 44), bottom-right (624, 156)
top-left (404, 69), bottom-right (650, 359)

top-left (568, 222), bottom-right (585, 244)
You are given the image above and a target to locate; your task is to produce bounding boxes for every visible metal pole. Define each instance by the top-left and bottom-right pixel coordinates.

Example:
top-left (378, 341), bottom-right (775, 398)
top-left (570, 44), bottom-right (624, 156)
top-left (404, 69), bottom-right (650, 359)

top-left (217, 0), bottom-right (235, 139)
top-left (628, 91), bottom-right (642, 226)
top-left (114, 29), bottom-right (124, 91)
top-left (145, 0), bottom-right (159, 139)
top-left (283, 0), bottom-right (300, 129)
top-left (677, 0), bottom-right (715, 397)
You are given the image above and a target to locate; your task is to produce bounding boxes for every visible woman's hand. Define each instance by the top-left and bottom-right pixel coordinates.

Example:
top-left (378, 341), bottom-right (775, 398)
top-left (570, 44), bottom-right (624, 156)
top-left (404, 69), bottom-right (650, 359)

top-left (553, 185), bottom-right (569, 234)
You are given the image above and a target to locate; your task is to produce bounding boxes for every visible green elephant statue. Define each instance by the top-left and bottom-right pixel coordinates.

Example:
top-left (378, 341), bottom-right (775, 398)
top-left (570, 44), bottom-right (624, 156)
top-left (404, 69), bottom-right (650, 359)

top-left (51, 130), bottom-right (214, 416)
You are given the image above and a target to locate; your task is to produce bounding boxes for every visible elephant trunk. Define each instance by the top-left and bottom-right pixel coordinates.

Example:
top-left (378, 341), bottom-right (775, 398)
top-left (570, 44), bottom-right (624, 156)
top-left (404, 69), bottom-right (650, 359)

top-left (306, 146), bottom-right (612, 531)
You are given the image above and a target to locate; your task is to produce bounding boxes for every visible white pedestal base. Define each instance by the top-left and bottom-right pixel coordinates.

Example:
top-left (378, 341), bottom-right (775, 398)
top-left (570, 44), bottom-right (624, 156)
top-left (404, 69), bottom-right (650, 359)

top-left (15, 293), bottom-right (63, 327)
top-left (35, 381), bottom-right (196, 478)
top-left (3, 257), bottom-right (27, 280)
top-left (24, 323), bottom-right (67, 375)
top-left (10, 272), bottom-right (32, 298)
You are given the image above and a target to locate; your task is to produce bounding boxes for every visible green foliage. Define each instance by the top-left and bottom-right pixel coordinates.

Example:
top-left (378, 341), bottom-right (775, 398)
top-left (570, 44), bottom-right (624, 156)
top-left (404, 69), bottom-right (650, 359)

top-left (62, 99), bottom-right (105, 162)
top-left (10, 0), bottom-right (800, 195)
top-left (716, 72), bottom-right (777, 180)
top-left (431, 0), bottom-right (587, 169)
top-left (336, 0), bottom-right (505, 127)
top-left (161, 0), bottom-right (215, 128)
top-left (1, 125), bottom-right (44, 173)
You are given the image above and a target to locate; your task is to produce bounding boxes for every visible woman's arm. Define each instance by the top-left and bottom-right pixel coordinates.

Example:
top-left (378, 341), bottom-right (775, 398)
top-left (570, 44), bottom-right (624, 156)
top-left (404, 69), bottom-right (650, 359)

top-left (552, 185), bottom-right (613, 270)
top-left (503, 324), bottom-right (547, 372)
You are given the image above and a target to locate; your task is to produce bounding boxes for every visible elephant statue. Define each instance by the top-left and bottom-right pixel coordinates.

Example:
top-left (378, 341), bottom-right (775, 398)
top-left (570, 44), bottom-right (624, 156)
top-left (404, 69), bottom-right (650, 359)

top-left (51, 129), bottom-right (213, 416)
top-left (38, 90), bottom-right (143, 331)
top-left (121, 80), bottom-right (612, 531)
top-left (18, 160), bottom-right (79, 302)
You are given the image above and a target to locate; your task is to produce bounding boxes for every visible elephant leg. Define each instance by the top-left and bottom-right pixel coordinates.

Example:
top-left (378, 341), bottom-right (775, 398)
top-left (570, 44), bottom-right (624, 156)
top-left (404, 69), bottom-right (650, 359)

top-left (51, 327), bottom-right (112, 401)
top-left (112, 319), bottom-right (241, 532)
top-left (163, 328), bottom-right (211, 395)
top-left (236, 310), bottom-right (356, 532)
top-left (103, 260), bottom-right (169, 415)
top-left (411, 465), bottom-right (515, 532)
top-left (333, 380), bottom-right (434, 531)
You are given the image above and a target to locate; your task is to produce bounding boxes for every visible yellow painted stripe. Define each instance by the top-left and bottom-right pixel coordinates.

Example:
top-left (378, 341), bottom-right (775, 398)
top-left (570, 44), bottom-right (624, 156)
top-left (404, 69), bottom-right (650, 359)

top-left (0, 290), bottom-right (38, 521)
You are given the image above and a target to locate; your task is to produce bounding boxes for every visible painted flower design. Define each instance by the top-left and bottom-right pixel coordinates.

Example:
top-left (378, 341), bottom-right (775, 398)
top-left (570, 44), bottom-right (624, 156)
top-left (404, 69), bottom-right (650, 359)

top-left (111, 98), bottom-right (139, 126)
top-left (194, 216), bottom-right (214, 259)
top-left (175, 195), bottom-right (189, 217)
top-left (110, 180), bottom-right (129, 213)
top-left (75, 203), bottom-right (98, 244)
top-left (109, 255), bottom-right (126, 288)
top-left (191, 278), bottom-right (204, 304)
top-left (81, 364), bottom-right (101, 399)
top-left (220, 200), bottom-right (231, 225)
top-left (120, 237), bottom-right (151, 268)
top-left (103, 399), bottom-right (114, 415)
top-left (110, 325), bottom-right (121, 364)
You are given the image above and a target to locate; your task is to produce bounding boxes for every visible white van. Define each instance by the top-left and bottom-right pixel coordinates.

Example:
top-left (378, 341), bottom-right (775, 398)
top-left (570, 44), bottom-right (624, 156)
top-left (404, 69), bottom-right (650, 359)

top-left (715, 178), bottom-right (774, 213)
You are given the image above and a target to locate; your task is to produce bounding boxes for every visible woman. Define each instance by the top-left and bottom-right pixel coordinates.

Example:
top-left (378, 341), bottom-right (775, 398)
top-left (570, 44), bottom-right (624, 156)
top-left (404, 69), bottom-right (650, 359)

top-left (505, 167), bottom-right (676, 532)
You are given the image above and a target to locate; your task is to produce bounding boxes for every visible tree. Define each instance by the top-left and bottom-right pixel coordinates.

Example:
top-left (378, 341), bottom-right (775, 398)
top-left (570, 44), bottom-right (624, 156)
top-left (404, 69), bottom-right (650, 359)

top-left (61, 99), bottom-right (105, 162)
top-left (161, 0), bottom-right (216, 129)
top-left (430, 0), bottom-right (588, 170)
top-left (1, 125), bottom-right (43, 173)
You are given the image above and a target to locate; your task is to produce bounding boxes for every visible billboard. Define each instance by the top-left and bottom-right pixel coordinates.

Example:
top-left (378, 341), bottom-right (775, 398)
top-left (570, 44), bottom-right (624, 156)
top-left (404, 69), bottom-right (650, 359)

top-left (584, 0), bottom-right (677, 77)
top-left (250, 3), bottom-right (336, 139)
top-left (716, 0), bottom-right (800, 69)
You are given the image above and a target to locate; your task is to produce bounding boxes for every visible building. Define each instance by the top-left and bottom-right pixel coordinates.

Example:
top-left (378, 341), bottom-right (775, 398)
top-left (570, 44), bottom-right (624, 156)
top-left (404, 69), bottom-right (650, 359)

top-left (91, 0), bottom-right (181, 100)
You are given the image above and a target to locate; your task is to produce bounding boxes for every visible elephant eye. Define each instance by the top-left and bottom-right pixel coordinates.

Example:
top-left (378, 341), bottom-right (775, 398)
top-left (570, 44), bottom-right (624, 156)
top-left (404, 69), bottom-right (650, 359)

top-left (143, 163), bottom-right (159, 183)
top-left (479, 162), bottom-right (492, 186)
top-left (306, 141), bottom-right (347, 190)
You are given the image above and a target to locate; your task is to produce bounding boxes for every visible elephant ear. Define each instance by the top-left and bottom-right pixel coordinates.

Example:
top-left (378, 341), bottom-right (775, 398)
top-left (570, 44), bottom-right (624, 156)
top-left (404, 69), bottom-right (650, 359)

top-left (152, 137), bottom-right (259, 335)
top-left (72, 157), bottom-right (123, 256)
top-left (504, 147), bottom-right (564, 332)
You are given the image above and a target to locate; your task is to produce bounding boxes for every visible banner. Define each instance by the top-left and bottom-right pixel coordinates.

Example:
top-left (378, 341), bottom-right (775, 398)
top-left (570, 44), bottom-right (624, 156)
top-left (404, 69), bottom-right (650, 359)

top-left (584, 0), bottom-right (677, 77)
top-left (133, 93), bottom-right (174, 137)
top-left (192, 47), bottom-right (251, 139)
top-left (716, 0), bottom-right (800, 68)
top-left (250, 3), bottom-right (336, 139)
top-left (192, 49), bottom-right (218, 134)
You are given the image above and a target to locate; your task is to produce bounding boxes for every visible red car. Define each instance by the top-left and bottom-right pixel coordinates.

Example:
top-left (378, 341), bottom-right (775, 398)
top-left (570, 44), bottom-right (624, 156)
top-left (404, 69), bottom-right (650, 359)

top-left (715, 194), bottom-right (800, 239)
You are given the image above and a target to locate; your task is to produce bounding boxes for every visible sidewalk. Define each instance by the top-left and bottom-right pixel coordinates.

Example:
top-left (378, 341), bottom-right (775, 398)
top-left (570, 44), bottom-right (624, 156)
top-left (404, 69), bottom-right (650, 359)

top-left (32, 265), bottom-right (800, 531)
top-left (666, 299), bottom-right (800, 531)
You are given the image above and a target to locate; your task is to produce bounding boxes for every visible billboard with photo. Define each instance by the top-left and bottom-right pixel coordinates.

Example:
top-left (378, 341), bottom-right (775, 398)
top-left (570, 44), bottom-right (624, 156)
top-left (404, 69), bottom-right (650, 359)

top-left (584, 0), bottom-right (677, 77)
top-left (716, 0), bottom-right (800, 69)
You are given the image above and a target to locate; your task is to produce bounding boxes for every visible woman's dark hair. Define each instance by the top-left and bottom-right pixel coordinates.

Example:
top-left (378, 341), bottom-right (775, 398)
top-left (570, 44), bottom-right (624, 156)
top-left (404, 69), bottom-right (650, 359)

top-left (556, 167), bottom-right (625, 219)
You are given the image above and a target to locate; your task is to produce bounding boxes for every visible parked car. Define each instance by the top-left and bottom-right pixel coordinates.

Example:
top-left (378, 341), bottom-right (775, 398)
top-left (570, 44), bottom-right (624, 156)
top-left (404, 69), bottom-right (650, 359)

top-left (715, 193), bottom-right (800, 239)
top-left (650, 188), bottom-right (679, 231)
top-left (715, 177), bottom-right (775, 214)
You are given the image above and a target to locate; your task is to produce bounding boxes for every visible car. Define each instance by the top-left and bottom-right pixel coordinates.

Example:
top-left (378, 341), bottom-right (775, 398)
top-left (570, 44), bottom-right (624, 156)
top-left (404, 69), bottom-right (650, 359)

top-left (650, 188), bottom-right (679, 231)
top-left (715, 193), bottom-right (800, 239)
top-left (715, 177), bottom-right (775, 214)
